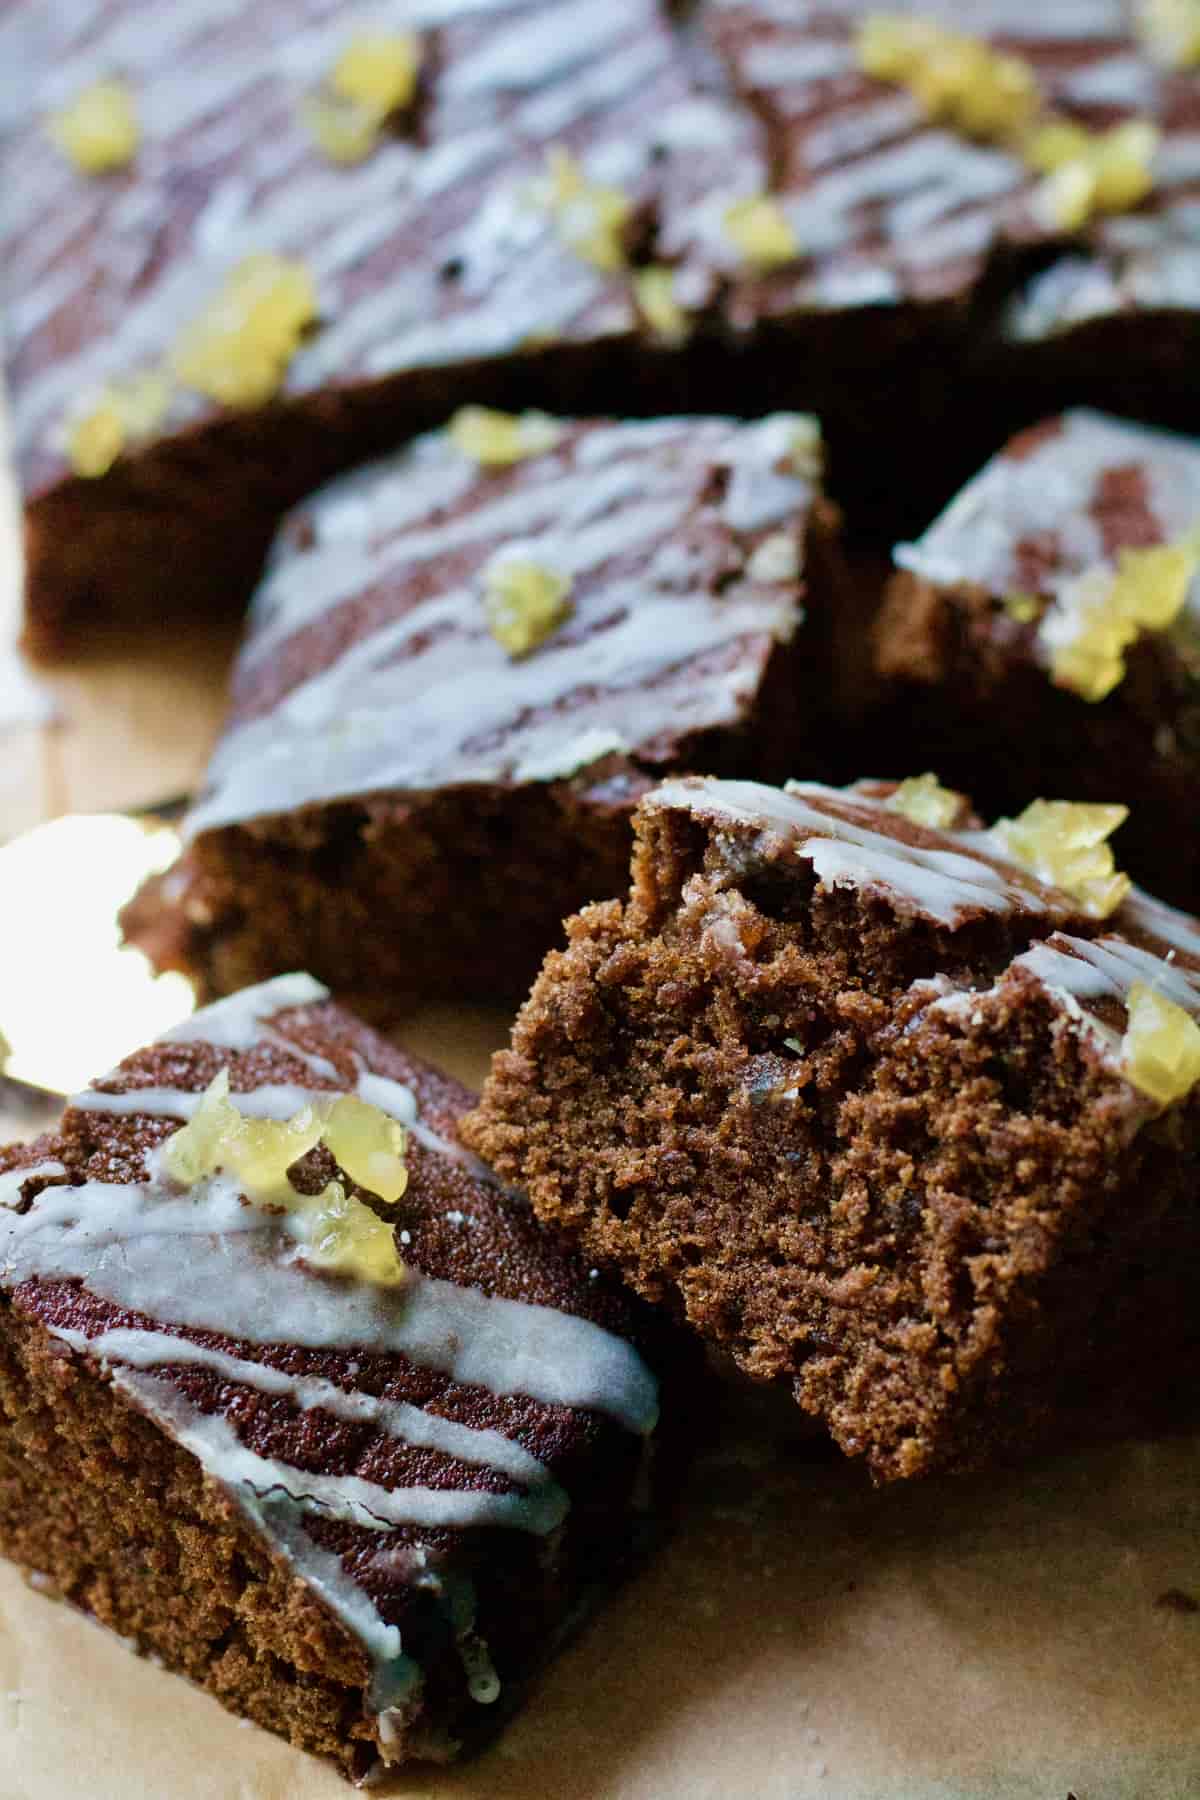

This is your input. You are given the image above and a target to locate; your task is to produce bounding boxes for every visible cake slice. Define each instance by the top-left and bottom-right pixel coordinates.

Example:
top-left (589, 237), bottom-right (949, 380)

top-left (124, 410), bottom-right (851, 1016)
top-left (873, 409), bottom-right (1200, 913)
top-left (463, 774), bottom-right (1200, 1482)
top-left (0, 975), bottom-right (686, 1781)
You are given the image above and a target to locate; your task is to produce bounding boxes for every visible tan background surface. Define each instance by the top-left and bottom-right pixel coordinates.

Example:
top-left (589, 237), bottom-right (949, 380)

top-left (0, 482), bottom-right (1197, 1800)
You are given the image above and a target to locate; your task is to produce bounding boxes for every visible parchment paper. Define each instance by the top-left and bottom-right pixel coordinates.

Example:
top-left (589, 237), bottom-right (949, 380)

top-left (0, 583), bottom-right (1198, 1800)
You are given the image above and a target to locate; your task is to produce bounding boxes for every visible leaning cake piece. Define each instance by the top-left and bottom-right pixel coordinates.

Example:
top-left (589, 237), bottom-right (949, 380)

top-left (0, 975), bottom-right (684, 1781)
top-left (873, 410), bottom-right (1200, 913)
top-left (463, 774), bottom-right (1200, 1482)
top-left (125, 410), bottom-right (850, 1015)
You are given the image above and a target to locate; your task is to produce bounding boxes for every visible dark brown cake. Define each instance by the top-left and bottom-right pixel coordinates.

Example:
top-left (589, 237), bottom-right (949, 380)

top-left (873, 409), bottom-right (1200, 913)
top-left (0, 974), bottom-right (686, 1781)
top-left (463, 773), bottom-right (1200, 1483)
top-left (13, 1), bottom-right (1200, 652)
top-left (123, 410), bottom-right (854, 1016)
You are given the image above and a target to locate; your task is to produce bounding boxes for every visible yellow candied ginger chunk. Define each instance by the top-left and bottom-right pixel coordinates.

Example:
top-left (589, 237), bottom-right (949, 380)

top-left (886, 773), bottom-right (963, 831)
top-left (161, 1070), bottom-right (409, 1287)
top-left (785, 414), bottom-right (824, 482)
top-left (322, 1093), bottom-right (408, 1205)
top-left (331, 32), bottom-right (421, 116)
top-left (483, 554), bottom-right (573, 657)
top-left (172, 255), bottom-right (318, 408)
top-left (303, 94), bottom-right (380, 165)
top-left (448, 405), bottom-right (563, 467)
top-left (1027, 118), bottom-right (1159, 229)
top-left (1004, 591), bottom-right (1040, 624)
top-left (633, 265), bottom-right (691, 345)
top-left (49, 78), bottom-right (138, 174)
top-left (993, 799), bottom-right (1130, 918)
top-left (722, 195), bottom-right (800, 271)
top-left (1122, 981), bottom-right (1200, 1107)
top-left (1044, 537), bottom-right (1198, 702)
top-left (857, 16), bottom-right (1039, 143)
top-left (1136, 0), bottom-right (1200, 68)
top-left (163, 1068), bottom-right (328, 1189)
top-left (65, 369), bottom-right (171, 478)
top-left (305, 31), bottom-right (422, 164)
top-left (302, 1180), bottom-right (407, 1286)
top-left (538, 147), bottom-right (632, 273)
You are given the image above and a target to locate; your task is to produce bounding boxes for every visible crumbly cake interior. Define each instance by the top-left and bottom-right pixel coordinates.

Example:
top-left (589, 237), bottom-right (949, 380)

top-left (465, 786), bottom-right (1200, 1481)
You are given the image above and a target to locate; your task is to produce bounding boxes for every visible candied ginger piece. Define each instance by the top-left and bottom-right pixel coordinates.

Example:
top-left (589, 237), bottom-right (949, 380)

top-left (65, 370), bottom-right (171, 477)
top-left (1028, 118), bottom-right (1159, 228)
top-left (1041, 537), bottom-right (1197, 701)
top-left (886, 774), bottom-right (963, 830)
top-left (303, 95), bottom-right (379, 165)
top-left (161, 1077), bottom-right (410, 1285)
top-left (483, 553), bottom-right (573, 657)
top-left (448, 406), bottom-right (562, 467)
top-left (306, 31), bottom-right (421, 163)
top-left (1135, 0), bottom-right (1200, 68)
top-left (172, 256), bottom-right (318, 407)
top-left (323, 1094), bottom-right (408, 1205)
top-left (299, 1181), bottom-right (407, 1286)
top-left (993, 799), bottom-right (1130, 918)
top-left (67, 400), bottom-right (126, 479)
top-left (537, 148), bottom-right (632, 273)
top-left (331, 32), bottom-right (421, 116)
top-left (722, 195), bottom-right (800, 271)
top-left (1122, 981), bottom-right (1200, 1107)
top-left (857, 17), bottom-right (1038, 143)
top-left (785, 415), bottom-right (824, 482)
top-left (633, 266), bottom-right (690, 345)
top-left (49, 78), bottom-right (138, 174)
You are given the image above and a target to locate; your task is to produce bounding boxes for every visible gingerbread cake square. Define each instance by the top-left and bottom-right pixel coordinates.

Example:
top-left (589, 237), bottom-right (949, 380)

top-left (464, 773), bottom-right (1200, 1482)
top-left (125, 410), bottom-right (853, 1015)
top-left (0, 974), bottom-right (688, 1781)
top-left (873, 409), bottom-right (1200, 913)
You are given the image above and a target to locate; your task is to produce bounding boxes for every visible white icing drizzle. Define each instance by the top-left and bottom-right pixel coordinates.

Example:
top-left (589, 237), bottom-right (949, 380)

top-left (114, 1367), bottom-right (568, 1536)
top-left (1, 1172), bottom-right (658, 1434)
top-left (896, 409), bottom-right (1200, 623)
top-left (182, 416), bottom-right (813, 833)
top-left (0, 1160), bottom-right (65, 1209)
top-left (162, 970), bottom-right (329, 1049)
top-left (59, 1326), bottom-right (554, 1489)
top-left (644, 775), bottom-right (1077, 930)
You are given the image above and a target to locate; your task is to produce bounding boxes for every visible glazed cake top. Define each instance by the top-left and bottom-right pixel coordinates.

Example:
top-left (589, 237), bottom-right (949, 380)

top-left (183, 412), bottom-right (820, 835)
top-left (896, 409), bottom-right (1200, 601)
top-left (640, 773), bottom-right (1200, 1118)
top-left (701, 0), bottom-right (1200, 315)
top-left (0, 975), bottom-right (663, 1748)
top-left (10, 0), bottom-right (1200, 492)
top-left (6, 0), bottom-right (763, 492)
top-left (892, 408), bottom-right (1200, 700)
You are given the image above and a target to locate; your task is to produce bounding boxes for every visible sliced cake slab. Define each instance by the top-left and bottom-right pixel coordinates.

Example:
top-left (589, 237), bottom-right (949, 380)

top-left (464, 774), bottom-right (1200, 1482)
top-left (874, 409), bottom-right (1200, 913)
top-left (125, 410), bottom-right (850, 1015)
top-left (7, 0), bottom-right (765, 653)
top-left (0, 974), bottom-right (685, 1780)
